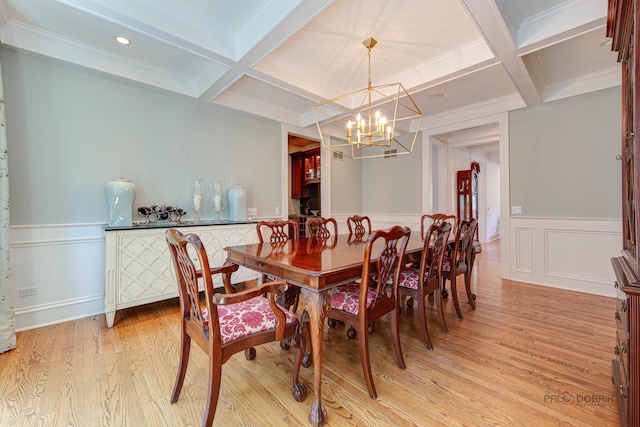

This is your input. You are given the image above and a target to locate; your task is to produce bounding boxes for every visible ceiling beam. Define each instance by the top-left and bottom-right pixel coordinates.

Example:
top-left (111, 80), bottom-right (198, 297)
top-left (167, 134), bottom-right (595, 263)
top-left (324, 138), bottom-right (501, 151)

top-left (461, 0), bottom-right (542, 106)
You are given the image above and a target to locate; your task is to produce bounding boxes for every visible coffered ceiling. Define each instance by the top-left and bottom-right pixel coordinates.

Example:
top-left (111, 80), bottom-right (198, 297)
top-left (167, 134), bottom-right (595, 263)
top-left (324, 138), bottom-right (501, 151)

top-left (0, 0), bottom-right (619, 132)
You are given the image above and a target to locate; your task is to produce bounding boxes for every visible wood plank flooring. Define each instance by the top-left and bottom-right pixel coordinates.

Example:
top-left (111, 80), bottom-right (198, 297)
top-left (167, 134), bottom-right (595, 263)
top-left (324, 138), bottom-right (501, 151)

top-left (0, 240), bottom-right (619, 426)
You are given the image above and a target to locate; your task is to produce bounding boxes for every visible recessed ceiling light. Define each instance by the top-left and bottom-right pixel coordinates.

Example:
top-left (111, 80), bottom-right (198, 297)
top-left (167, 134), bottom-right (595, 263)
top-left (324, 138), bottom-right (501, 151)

top-left (428, 93), bottom-right (444, 100)
top-left (115, 36), bottom-right (131, 45)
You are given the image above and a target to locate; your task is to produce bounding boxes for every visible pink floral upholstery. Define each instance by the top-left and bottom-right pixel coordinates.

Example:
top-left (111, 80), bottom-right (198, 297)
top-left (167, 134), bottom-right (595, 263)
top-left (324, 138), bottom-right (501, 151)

top-left (398, 266), bottom-right (420, 290)
top-left (200, 297), bottom-right (297, 344)
top-left (331, 282), bottom-right (377, 315)
top-left (442, 258), bottom-right (452, 272)
top-left (399, 265), bottom-right (437, 290)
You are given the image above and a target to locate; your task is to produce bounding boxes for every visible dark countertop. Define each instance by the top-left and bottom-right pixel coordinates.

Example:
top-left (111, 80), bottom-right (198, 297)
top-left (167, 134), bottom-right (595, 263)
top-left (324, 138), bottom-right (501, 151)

top-left (104, 219), bottom-right (257, 231)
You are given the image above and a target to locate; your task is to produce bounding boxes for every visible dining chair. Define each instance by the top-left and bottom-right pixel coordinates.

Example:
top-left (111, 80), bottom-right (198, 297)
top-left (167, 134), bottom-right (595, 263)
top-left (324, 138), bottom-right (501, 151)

top-left (306, 216), bottom-right (338, 252)
top-left (257, 218), bottom-right (299, 243)
top-left (256, 219), bottom-right (313, 365)
top-left (165, 229), bottom-right (306, 427)
top-left (306, 216), bottom-right (338, 239)
top-left (420, 213), bottom-right (457, 241)
top-left (256, 219), bottom-right (301, 312)
top-left (347, 215), bottom-right (372, 236)
top-left (442, 218), bottom-right (479, 319)
top-left (327, 225), bottom-right (411, 399)
top-left (398, 222), bottom-right (452, 349)
top-left (418, 213), bottom-right (458, 298)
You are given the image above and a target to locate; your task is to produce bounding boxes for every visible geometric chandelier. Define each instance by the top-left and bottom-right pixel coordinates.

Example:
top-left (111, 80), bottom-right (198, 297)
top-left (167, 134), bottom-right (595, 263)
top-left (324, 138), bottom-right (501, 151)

top-left (312, 37), bottom-right (423, 160)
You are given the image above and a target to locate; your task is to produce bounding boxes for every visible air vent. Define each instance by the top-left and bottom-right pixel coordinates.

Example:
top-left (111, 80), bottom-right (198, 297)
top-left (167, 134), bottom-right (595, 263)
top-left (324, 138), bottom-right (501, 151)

top-left (384, 149), bottom-right (397, 158)
top-left (332, 151), bottom-right (343, 160)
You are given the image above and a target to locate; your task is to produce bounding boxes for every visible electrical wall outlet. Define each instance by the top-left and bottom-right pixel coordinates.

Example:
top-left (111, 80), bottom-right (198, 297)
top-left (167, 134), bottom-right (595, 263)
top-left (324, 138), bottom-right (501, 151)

top-left (275, 207), bottom-right (280, 215)
top-left (247, 207), bottom-right (257, 216)
top-left (511, 206), bottom-right (522, 215)
top-left (19, 287), bottom-right (38, 297)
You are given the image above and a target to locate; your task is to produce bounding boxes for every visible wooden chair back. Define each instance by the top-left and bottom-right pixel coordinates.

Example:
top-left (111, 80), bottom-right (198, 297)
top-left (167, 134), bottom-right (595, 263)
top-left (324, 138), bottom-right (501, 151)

top-left (257, 218), bottom-right (299, 243)
top-left (306, 216), bottom-right (338, 239)
top-left (362, 225), bottom-right (411, 313)
top-left (347, 215), bottom-right (372, 236)
top-left (421, 213), bottom-right (457, 240)
top-left (451, 218), bottom-right (478, 270)
top-left (420, 222), bottom-right (452, 286)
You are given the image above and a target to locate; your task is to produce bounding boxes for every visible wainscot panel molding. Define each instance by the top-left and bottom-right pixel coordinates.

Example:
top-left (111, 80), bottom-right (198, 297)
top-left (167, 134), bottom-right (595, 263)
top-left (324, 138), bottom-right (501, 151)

top-left (11, 223), bottom-right (106, 331)
top-left (515, 226), bottom-right (532, 273)
top-left (509, 217), bottom-right (621, 297)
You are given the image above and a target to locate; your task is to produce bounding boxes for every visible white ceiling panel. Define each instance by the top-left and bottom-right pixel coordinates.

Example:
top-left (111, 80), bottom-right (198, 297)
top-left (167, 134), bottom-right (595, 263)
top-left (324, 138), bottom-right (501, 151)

top-left (525, 26), bottom-right (618, 87)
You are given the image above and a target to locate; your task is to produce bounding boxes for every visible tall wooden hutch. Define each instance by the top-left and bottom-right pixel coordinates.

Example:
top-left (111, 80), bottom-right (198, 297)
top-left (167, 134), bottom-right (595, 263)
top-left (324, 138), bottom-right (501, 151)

top-left (457, 161), bottom-right (481, 252)
top-left (608, 1), bottom-right (640, 425)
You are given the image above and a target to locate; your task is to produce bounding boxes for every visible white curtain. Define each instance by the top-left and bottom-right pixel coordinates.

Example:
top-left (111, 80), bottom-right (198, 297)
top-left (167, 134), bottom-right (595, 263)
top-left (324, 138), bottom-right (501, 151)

top-left (0, 59), bottom-right (15, 354)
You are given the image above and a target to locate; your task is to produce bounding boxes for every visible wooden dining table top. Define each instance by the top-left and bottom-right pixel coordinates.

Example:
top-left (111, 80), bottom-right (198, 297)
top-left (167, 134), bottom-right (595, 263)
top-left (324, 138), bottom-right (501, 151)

top-left (224, 233), bottom-right (425, 291)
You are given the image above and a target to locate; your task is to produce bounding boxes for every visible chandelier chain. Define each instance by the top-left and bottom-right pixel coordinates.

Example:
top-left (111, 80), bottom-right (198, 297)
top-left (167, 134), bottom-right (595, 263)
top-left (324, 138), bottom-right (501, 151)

top-left (367, 46), bottom-right (372, 89)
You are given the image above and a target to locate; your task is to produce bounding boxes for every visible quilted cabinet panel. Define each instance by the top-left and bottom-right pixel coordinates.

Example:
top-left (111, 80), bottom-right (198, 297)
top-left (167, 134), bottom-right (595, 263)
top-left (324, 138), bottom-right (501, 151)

top-left (118, 233), bottom-right (175, 303)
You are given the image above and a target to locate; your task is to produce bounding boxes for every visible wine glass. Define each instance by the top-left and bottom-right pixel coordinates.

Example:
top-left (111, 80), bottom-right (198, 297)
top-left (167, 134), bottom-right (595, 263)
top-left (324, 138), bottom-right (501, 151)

top-left (192, 179), bottom-right (204, 223)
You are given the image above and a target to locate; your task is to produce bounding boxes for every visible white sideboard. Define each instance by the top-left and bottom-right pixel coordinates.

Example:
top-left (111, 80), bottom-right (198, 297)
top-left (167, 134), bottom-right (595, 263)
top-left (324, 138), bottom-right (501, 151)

top-left (104, 222), bottom-right (259, 327)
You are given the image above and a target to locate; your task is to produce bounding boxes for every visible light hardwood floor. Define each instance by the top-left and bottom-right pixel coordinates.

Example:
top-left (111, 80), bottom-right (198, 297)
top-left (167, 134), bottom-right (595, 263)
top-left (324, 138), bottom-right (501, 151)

top-left (0, 240), bottom-right (619, 426)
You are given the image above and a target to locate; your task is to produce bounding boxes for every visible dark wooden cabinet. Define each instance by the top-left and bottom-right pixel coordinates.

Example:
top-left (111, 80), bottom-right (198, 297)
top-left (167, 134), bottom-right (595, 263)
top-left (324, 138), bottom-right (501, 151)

top-left (456, 168), bottom-right (477, 224)
top-left (290, 152), bottom-right (304, 199)
top-left (608, 1), bottom-right (640, 426)
top-left (303, 148), bottom-right (321, 185)
top-left (290, 148), bottom-right (321, 199)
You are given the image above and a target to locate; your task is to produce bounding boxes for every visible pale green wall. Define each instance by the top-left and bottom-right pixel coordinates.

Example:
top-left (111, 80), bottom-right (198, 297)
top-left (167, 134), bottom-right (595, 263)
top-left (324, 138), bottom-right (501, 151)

top-left (330, 150), bottom-right (363, 214)
top-left (509, 87), bottom-right (621, 218)
top-left (3, 46), bottom-right (622, 224)
top-left (2, 47), bottom-right (283, 225)
top-left (361, 133), bottom-right (422, 214)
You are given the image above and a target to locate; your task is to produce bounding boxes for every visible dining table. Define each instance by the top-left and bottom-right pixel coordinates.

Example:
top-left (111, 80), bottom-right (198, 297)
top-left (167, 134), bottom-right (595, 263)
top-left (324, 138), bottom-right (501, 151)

top-left (224, 232), bottom-right (424, 426)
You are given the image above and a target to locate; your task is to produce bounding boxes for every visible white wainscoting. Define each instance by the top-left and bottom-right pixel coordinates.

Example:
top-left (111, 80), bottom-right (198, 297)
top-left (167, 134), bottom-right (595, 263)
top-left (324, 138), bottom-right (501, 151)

top-left (11, 223), bottom-right (106, 331)
top-left (509, 217), bottom-right (621, 298)
top-left (10, 216), bottom-right (621, 330)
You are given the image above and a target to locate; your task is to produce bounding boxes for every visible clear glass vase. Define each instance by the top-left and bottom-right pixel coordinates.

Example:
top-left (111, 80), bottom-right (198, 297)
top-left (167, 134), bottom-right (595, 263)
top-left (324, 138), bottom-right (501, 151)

top-left (212, 180), bottom-right (224, 221)
top-left (192, 179), bottom-right (204, 223)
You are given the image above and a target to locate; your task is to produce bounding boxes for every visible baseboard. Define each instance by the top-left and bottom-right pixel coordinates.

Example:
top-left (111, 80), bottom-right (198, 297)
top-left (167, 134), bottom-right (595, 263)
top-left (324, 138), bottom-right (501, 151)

top-left (14, 294), bottom-right (104, 332)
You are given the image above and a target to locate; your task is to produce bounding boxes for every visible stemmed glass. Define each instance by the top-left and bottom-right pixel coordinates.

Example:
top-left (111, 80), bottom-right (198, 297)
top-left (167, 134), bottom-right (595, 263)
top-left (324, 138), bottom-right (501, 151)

top-left (192, 179), bottom-right (204, 223)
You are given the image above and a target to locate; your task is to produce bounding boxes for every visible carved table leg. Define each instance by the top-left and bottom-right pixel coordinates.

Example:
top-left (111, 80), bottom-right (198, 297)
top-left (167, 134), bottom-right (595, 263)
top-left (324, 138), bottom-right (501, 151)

top-left (301, 288), bottom-right (331, 426)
